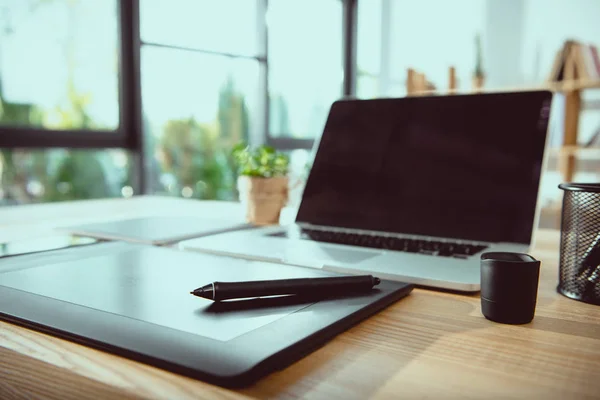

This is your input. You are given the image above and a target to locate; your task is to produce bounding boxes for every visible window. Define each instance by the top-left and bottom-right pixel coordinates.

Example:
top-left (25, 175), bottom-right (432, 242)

top-left (139, 0), bottom-right (264, 200)
top-left (281, 148), bottom-right (313, 207)
top-left (355, 0), bottom-right (381, 99)
top-left (0, 0), bottom-right (134, 205)
top-left (0, 149), bottom-right (132, 206)
top-left (141, 47), bottom-right (260, 200)
top-left (267, 0), bottom-right (343, 140)
top-left (1, 0), bottom-right (350, 205)
top-left (140, 0), bottom-right (344, 200)
top-left (140, 0), bottom-right (261, 57)
top-left (0, 0), bottom-right (120, 131)
top-left (357, 0), bottom-right (484, 98)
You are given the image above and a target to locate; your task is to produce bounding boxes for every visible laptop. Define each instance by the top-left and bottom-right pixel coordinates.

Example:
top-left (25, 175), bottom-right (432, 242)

top-left (180, 90), bottom-right (554, 292)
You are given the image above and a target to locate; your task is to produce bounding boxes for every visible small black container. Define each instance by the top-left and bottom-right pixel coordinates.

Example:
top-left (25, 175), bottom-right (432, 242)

top-left (480, 252), bottom-right (541, 324)
top-left (558, 183), bottom-right (600, 306)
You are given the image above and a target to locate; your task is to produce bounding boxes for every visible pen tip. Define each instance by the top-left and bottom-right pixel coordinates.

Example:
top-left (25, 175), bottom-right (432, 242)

top-left (374, 277), bottom-right (381, 285)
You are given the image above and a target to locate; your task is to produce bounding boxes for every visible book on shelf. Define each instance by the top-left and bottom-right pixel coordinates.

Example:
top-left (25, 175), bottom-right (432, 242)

top-left (548, 40), bottom-right (600, 82)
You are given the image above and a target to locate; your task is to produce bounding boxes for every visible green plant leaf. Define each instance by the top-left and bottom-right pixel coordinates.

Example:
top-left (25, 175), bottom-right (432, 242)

top-left (231, 142), bottom-right (289, 178)
top-left (232, 142), bottom-right (248, 155)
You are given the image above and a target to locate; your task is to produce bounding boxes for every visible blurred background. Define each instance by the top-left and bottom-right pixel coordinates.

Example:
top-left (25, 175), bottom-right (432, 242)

top-left (0, 0), bottom-right (598, 229)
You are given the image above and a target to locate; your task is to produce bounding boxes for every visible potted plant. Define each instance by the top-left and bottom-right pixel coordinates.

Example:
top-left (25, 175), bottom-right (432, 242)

top-left (232, 143), bottom-right (289, 225)
top-left (473, 33), bottom-right (485, 90)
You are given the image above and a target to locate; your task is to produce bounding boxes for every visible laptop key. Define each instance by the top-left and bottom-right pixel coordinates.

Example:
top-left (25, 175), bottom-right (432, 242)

top-left (370, 236), bottom-right (385, 249)
top-left (381, 238), bottom-right (393, 250)
top-left (431, 241), bottom-right (443, 251)
top-left (387, 237), bottom-right (407, 251)
top-left (405, 240), bottom-right (420, 253)
top-left (454, 245), bottom-right (471, 255)
top-left (438, 244), bottom-right (455, 257)
top-left (419, 240), bottom-right (434, 251)
top-left (359, 235), bottom-right (373, 246)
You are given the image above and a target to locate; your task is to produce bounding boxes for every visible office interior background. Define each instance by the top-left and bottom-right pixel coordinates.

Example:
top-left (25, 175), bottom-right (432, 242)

top-left (0, 0), bottom-right (599, 228)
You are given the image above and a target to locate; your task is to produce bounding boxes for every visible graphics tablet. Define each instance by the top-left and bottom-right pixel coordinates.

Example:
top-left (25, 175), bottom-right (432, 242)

top-left (0, 242), bottom-right (413, 387)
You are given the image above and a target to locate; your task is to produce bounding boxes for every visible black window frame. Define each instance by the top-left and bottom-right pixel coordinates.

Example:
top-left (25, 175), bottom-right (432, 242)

top-left (0, 0), bottom-right (142, 151)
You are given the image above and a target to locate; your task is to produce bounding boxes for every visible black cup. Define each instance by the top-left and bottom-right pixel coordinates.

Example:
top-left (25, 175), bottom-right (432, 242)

top-left (480, 252), bottom-right (541, 324)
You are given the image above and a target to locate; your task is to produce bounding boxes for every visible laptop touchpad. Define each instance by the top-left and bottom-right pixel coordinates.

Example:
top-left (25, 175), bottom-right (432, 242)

top-left (283, 240), bottom-right (381, 267)
top-left (318, 246), bottom-right (380, 264)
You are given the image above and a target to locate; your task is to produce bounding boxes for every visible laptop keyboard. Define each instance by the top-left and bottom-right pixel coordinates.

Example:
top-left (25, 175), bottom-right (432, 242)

top-left (270, 228), bottom-right (488, 258)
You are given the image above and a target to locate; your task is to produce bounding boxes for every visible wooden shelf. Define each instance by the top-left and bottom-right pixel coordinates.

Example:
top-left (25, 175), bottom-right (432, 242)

top-left (548, 80), bottom-right (600, 92)
top-left (407, 80), bottom-right (600, 97)
top-left (550, 145), bottom-right (600, 156)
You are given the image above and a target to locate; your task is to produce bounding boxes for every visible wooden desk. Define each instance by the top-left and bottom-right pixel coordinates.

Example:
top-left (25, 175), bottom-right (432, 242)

top-left (1, 196), bottom-right (599, 399)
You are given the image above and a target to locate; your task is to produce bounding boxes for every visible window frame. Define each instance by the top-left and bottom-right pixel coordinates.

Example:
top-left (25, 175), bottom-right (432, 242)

top-left (265, 0), bottom-right (356, 151)
top-left (0, 0), bottom-right (141, 151)
top-left (0, 0), bottom-right (359, 194)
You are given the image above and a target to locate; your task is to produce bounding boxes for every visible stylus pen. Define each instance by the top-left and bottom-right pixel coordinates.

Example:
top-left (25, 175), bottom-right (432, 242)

top-left (190, 275), bottom-right (381, 301)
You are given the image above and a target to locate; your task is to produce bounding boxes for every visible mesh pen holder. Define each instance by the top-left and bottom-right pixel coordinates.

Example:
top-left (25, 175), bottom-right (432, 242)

top-left (557, 183), bottom-right (600, 306)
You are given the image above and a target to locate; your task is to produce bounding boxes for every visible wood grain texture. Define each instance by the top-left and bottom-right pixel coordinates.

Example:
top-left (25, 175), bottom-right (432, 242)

top-left (561, 89), bottom-right (582, 182)
top-left (448, 66), bottom-right (457, 91)
top-left (1, 197), bottom-right (599, 399)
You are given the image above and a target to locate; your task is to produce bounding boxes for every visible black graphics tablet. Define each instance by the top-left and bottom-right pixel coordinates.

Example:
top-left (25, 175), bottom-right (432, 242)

top-left (0, 242), bottom-right (413, 387)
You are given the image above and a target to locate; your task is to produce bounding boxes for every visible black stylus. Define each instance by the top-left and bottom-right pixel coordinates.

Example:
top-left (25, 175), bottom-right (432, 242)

top-left (190, 275), bottom-right (381, 301)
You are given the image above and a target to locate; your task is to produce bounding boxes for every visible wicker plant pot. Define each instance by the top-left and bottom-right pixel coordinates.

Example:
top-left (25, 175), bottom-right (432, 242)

top-left (237, 176), bottom-right (289, 225)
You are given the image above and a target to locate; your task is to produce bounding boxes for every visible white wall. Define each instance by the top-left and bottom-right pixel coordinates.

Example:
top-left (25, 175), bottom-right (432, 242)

top-left (483, 0), bottom-right (526, 87)
top-left (485, 0), bottom-right (600, 88)
top-left (520, 0), bottom-right (600, 146)
top-left (360, 0), bottom-right (600, 90)
top-left (388, 0), bottom-right (485, 92)
top-left (520, 0), bottom-right (600, 85)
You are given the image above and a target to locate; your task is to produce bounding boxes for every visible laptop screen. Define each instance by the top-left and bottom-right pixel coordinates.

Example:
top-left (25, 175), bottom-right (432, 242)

top-left (296, 91), bottom-right (553, 245)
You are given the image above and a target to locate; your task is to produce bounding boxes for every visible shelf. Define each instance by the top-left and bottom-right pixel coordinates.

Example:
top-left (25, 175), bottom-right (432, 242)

top-left (549, 146), bottom-right (600, 158)
top-left (548, 80), bottom-right (600, 92)
top-left (407, 80), bottom-right (600, 97)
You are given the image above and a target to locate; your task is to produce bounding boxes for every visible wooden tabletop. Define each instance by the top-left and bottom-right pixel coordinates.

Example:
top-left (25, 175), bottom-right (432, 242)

top-left (1, 196), bottom-right (599, 400)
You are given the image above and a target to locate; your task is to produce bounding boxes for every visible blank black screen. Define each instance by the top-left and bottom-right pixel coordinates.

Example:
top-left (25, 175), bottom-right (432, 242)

top-left (296, 91), bottom-right (553, 244)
